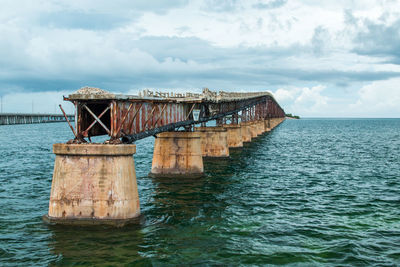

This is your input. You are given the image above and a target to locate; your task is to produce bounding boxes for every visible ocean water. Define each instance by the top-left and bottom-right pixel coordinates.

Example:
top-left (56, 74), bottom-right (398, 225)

top-left (1, 119), bottom-right (400, 266)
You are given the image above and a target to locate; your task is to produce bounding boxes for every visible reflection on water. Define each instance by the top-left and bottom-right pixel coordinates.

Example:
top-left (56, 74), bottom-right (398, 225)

top-left (1, 119), bottom-right (400, 265)
top-left (48, 224), bottom-right (149, 266)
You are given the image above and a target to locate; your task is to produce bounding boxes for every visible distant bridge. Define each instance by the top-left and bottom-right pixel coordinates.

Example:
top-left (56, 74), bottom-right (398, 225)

top-left (0, 113), bottom-right (74, 125)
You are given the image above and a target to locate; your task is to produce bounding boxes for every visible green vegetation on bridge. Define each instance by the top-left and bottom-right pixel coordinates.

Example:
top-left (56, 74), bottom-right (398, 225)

top-left (285, 113), bottom-right (300, 119)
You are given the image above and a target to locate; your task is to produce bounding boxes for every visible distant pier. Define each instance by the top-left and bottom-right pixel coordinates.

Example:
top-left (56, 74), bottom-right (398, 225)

top-left (0, 113), bottom-right (74, 125)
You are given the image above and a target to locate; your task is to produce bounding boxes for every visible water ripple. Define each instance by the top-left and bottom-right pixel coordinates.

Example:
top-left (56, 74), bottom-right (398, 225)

top-left (1, 119), bottom-right (400, 265)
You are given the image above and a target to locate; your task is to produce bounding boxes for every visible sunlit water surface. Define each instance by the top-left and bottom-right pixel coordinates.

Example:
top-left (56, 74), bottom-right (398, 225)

top-left (1, 119), bottom-right (400, 266)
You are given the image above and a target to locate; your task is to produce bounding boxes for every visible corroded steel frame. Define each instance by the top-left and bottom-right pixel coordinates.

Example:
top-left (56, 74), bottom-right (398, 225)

top-left (64, 89), bottom-right (285, 143)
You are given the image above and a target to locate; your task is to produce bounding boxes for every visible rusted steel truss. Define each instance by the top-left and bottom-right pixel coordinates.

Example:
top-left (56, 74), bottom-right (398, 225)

top-left (64, 89), bottom-right (285, 144)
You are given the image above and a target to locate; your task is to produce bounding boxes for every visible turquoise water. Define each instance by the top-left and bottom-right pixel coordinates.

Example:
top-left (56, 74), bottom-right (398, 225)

top-left (1, 119), bottom-right (400, 266)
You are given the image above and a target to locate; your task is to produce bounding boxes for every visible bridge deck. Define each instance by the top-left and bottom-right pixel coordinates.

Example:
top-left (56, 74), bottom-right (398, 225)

top-left (0, 113), bottom-right (74, 125)
top-left (63, 87), bottom-right (285, 143)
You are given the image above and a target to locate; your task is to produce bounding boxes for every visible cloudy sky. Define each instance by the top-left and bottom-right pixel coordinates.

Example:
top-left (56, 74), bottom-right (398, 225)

top-left (1, 0), bottom-right (400, 117)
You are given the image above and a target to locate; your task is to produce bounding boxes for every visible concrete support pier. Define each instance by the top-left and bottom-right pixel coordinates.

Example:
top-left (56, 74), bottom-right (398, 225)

top-left (43, 144), bottom-right (140, 227)
top-left (195, 126), bottom-right (229, 157)
top-left (240, 122), bottom-right (252, 143)
top-left (150, 132), bottom-right (204, 177)
top-left (264, 118), bottom-right (272, 132)
top-left (265, 118), bottom-right (285, 132)
top-left (223, 124), bottom-right (243, 148)
top-left (256, 120), bottom-right (265, 136)
top-left (262, 119), bottom-right (267, 133)
top-left (249, 122), bottom-right (258, 139)
top-left (271, 118), bottom-right (285, 129)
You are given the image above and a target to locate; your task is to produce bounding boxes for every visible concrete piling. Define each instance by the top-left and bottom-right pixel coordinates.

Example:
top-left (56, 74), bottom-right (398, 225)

top-left (43, 144), bottom-right (140, 226)
top-left (150, 132), bottom-right (204, 177)
top-left (256, 120), bottom-right (265, 136)
top-left (264, 118), bottom-right (271, 132)
top-left (195, 127), bottom-right (229, 157)
top-left (223, 124), bottom-right (243, 148)
top-left (264, 117), bottom-right (285, 132)
top-left (249, 122), bottom-right (258, 139)
top-left (240, 122), bottom-right (252, 143)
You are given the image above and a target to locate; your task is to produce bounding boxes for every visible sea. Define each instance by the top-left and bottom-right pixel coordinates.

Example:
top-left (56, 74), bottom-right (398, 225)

top-left (1, 118), bottom-right (400, 266)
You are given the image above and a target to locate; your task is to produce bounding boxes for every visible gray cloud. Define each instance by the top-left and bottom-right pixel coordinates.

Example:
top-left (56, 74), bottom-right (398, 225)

top-left (1, 34), bottom-right (399, 96)
top-left (253, 0), bottom-right (287, 9)
top-left (38, 11), bottom-right (130, 31)
top-left (311, 26), bottom-right (330, 56)
top-left (2, 1), bottom-right (400, 100)
top-left (63, 0), bottom-right (190, 15)
top-left (35, 1), bottom-right (190, 31)
top-left (202, 0), bottom-right (241, 12)
top-left (1, 0), bottom-right (399, 117)
top-left (352, 16), bottom-right (400, 64)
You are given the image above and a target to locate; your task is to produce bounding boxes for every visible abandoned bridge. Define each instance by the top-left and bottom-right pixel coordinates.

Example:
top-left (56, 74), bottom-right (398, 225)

top-left (44, 87), bottom-right (286, 226)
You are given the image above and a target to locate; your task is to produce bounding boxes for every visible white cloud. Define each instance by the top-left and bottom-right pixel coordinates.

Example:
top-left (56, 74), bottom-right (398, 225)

top-left (295, 85), bottom-right (327, 108)
top-left (273, 85), bottom-right (330, 116)
top-left (274, 88), bottom-right (298, 102)
top-left (350, 78), bottom-right (400, 117)
top-left (274, 80), bottom-right (400, 118)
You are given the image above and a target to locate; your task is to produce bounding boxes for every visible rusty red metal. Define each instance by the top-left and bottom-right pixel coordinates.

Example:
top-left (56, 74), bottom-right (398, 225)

top-left (63, 88), bottom-right (285, 143)
top-left (59, 104), bottom-right (77, 138)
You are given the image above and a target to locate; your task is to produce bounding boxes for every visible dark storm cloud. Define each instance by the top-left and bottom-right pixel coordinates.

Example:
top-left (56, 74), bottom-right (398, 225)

top-left (352, 17), bottom-right (400, 64)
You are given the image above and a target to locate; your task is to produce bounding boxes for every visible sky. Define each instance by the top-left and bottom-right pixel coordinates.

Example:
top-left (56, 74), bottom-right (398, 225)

top-left (0, 0), bottom-right (400, 117)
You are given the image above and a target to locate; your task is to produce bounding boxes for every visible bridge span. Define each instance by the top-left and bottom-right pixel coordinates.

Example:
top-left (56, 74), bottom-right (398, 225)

top-left (44, 87), bottom-right (286, 226)
top-left (0, 113), bottom-right (74, 125)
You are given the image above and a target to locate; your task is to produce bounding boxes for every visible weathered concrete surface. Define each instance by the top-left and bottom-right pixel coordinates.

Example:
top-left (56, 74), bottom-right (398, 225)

top-left (223, 124), bottom-right (243, 148)
top-left (256, 120), bottom-right (265, 136)
top-left (195, 127), bottom-right (229, 157)
top-left (272, 118), bottom-right (285, 129)
top-left (150, 131), bottom-right (204, 177)
top-left (248, 122), bottom-right (258, 139)
top-left (265, 118), bottom-right (285, 131)
top-left (240, 122), bottom-right (252, 143)
top-left (45, 144), bottom-right (140, 226)
top-left (264, 118), bottom-right (272, 132)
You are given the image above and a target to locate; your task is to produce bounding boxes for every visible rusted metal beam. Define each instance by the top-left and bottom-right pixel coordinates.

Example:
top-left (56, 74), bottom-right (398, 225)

top-left (185, 103), bottom-right (196, 120)
top-left (121, 97), bottom-right (267, 143)
top-left (83, 105), bottom-right (110, 136)
top-left (59, 104), bottom-right (77, 138)
top-left (153, 104), bottom-right (167, 128)
top-left (128, 103), bottom-right (143, 134)
top-left (115, 103), bottom-right (133, 137)
top-left (142, 105), bottom-right (157, 130)
top-left (83, 104), bottom-right (111, 135)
